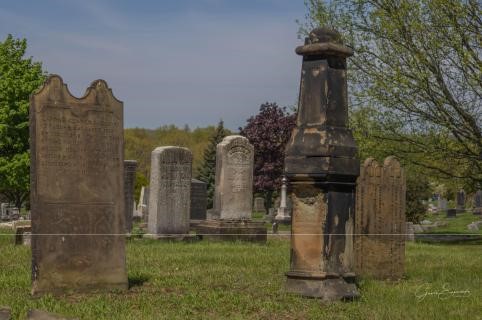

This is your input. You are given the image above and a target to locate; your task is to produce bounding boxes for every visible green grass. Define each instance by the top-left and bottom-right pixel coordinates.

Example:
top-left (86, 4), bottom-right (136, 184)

top-left (1, 227), bottom-right (481, 319)
top-left (424, 211), bottom-right (482, 235)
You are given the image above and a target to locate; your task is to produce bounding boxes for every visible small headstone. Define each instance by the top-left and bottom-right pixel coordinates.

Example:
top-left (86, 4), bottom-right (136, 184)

top-left (438, 198), bottom-right (448, 212)
top-left (147, 146), bottom-right (192, 236)
top-left (190, 179), bottom-right (207, 220)
top-left (447, 208), bottom-right (457, 218)
top-left (253, 197), bottom-right (265, 213)
top-left (456, 189), bottom-right (465, 213)
top-left (420, 220), bottom-right (432, 225)
top-left (30, 75), bottom-right (128, 295)
top-left (413, 224), bottom-right (424, 233)
top-left (473, 190), bottom-right (482, 215)
top-left (15, 226), bottom-right (32, 246)
top-left (467, 223), bottom-right (479, 232)
top-left (213, 135), bottom-right (254, 220)
top-left (124, 160), bottom-right (137, 233)
top-left (272, 222), bottom-right (279, 234)
top-left (406, 222), bottom-right (415, 241)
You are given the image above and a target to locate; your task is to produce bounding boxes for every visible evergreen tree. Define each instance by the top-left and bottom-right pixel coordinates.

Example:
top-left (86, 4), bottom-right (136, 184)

top-left (197, 120), bottom-right (228, 208)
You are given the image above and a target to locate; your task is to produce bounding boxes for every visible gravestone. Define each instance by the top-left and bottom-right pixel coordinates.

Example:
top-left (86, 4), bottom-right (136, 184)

top-left (447, 208), bottom-right (457, 218)
top-left (190, 179), bottom-right (207, 221)
top-left (30, 75), bottom-right (127, 295)
top-left (253, 197), bottom-right (265, 213)
top-left (124, 160), bottom-right (137, 233)
top-left (275, 176), bottom-right (291, 224)
top-left (196, 136), bottom-right (267, 242)
top-left (406, 222), bottom-right (415, 242)
top-left (456, 189), bottom-right (465, 213)
top-left (147, 147), bottom-right (192, 237)
top-left (473, 190), bottom-right (481, 215)
top-left (213, 135), bottom-right (254, 219)
top-left (355, 157), bottom-right (406, 280)
top-left (15, 225), bottom-right (32, 246)
top-left (283, 28), bottom-right (359, 300)
top-left (438, 198), bottom-right (448, 213)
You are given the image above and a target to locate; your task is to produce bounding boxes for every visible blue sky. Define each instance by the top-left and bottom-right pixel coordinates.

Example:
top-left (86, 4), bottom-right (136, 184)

top-left (0, 0), bottom-right (307, 130)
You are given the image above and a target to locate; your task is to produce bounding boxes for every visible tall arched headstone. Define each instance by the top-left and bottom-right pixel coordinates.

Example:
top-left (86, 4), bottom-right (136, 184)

top-left (213, 135), bottom-right (254, 219)
top-left (196, 135), bottom-right (267, 242)
top-left (355, 157), bottom-right (406, 280)
top-left (30, 75), bottom-right (127, 295)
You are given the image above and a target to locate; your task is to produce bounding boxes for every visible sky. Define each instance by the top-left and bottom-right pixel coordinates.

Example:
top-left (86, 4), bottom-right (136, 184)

top-left (0, 0), bottom-right (307, 130)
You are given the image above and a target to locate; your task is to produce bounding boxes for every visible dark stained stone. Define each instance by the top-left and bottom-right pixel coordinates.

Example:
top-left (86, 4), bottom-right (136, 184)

top-left (447, 208), bottom-right (457, 218)
top-left (124, 160), bottom-right (137, 232)
top-left (190, 179), bottom-right (207, 220)
top-left (284, 28), bottom-right (359, 301)
top-left (30, 75), bottom-right (128, 295)
top-left (473, 190), bottom-right (481, 215)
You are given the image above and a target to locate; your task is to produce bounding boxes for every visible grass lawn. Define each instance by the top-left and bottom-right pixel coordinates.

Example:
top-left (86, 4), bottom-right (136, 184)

top-left (424, 211), bottom-right (482, 235)
top-left (1, 225), bottom-right (481, 319)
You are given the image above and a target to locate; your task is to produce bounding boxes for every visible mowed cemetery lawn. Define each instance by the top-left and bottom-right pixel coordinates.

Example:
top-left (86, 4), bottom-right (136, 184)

top-left (1, 224), bottom-right (481, 320)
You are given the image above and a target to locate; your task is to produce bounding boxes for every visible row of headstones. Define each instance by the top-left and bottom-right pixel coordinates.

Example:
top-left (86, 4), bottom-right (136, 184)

top-left (0, 203), bottom-right (20, 221)
top-left (28, 75), bottom-right (406, 295)
top-left (436, 190), bottom-right (482, 216)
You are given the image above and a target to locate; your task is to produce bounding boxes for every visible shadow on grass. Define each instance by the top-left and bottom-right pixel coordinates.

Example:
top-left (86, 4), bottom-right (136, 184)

top-left (128, 274), bottom-right (150, 288)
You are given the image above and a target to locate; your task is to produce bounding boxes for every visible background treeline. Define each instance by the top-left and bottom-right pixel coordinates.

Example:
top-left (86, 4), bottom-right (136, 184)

top-left (124, 124), bottom-right (232, 200)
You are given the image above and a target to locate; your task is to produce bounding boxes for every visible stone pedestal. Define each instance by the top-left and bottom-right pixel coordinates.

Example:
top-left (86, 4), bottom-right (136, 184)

top-left (284, 28), bottom-right (359, 301)
top-left (196, 220), bottom-right (267, 242)
top-left (456, 189), bottom-right (465, 213)
top-left (275, 176), bottom-right (291, 224)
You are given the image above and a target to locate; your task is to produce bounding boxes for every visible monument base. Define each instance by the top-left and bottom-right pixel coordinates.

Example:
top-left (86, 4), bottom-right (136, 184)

top-left (473, 208), bottom-right (481, 215)
top-left (274, 208), bottom-right (291, 225)
top-left (196, 220), bottom-right (267, 243)
top-left (144, 234), bottom-right (201, 242)
top-left (285, 271), bottom-right (359, 301)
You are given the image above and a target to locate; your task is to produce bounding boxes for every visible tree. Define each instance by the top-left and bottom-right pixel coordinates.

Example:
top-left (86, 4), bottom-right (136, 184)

top-left (240, 103), bottom-right (296, 210)
top-left (197, 120), bottom-right (228, 208)
top-left (301, 0), bottom-right (482, 190)
top-left (0, 35), bottom-right (46, 209)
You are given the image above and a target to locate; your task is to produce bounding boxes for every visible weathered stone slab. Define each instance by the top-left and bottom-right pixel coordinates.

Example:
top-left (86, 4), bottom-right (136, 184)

top-left (15, 225), bottom-right (32, 246)
top-left (253, 197), bottom-right (265, 213)
top-left (196, 220), bottom-right (266, 242)
top-left (0, 307), bottom-right (11, 320)
top-left (148, 147), bottom-right (192, 235)
top-left (213, 135), bottom-right (254, 220)
top-left (30, 75), bottom-right (127, 295)
top-left (456, 189), bottom-right (465, 213)
top-left (124, 160), bottom-right (137, 232)
top-left (355, 157), bottom-right (406, 280)
top-left (190, 179), bottom-right (207, 220)
top-left (474, 190), bottom-right (482, 215)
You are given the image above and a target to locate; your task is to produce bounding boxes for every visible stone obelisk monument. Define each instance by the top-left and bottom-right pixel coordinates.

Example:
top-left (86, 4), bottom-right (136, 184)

top-left (284, 28), bottom-right (360, 301)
